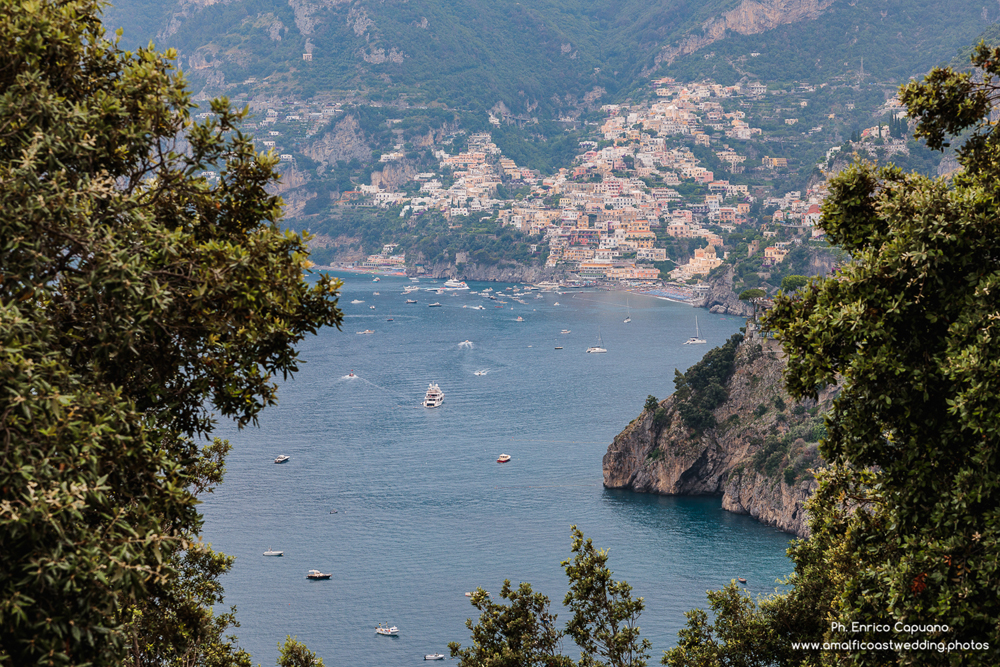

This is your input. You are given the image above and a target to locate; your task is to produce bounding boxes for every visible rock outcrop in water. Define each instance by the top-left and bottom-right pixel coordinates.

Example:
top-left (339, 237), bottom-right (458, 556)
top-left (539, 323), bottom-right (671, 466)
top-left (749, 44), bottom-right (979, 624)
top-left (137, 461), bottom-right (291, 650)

top-left (603, 329), bottom-right (834, 538)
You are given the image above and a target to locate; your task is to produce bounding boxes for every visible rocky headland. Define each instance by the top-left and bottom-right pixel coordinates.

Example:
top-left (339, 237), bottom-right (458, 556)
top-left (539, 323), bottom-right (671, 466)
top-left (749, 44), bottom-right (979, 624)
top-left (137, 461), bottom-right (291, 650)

top-left (603, 328), bottom-right (834, 537)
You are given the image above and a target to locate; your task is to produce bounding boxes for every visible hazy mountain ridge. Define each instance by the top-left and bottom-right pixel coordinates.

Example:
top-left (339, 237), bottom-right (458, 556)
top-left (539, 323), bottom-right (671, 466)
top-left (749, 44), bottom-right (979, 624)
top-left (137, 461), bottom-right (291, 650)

top-left (102, 0), bottom-right (994, 115)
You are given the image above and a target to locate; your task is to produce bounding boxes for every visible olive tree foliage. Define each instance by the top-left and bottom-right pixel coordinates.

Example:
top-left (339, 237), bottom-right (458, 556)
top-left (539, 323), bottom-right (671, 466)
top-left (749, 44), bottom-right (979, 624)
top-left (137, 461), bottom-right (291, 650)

top-left (450, 527), bottom-right (650, 667)
top-left (0, 1), bottom-right (342, 665)
top-left (665, 42), bottom-right (1000, 667)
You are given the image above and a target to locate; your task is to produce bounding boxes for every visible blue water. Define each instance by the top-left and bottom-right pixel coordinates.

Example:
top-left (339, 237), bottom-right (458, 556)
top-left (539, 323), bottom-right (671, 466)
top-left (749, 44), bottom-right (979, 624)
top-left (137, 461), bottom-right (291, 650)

top-left (202, 273), bottom-right (793, 665)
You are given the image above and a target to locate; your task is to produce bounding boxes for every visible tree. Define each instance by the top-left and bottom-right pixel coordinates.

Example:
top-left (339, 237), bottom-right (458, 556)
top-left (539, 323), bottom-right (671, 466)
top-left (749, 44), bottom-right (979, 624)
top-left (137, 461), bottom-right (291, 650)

top-left (668, 40), bottom-right (1000, 667)
top-left (738, 288), bottom-right (766, 322)
top-left (449, 584), bottom-right (573, 667)
top-left (0, 1), bottom-right (342, 664)
top-left (451, 528), bottom-right (650, 667)
top-left (778, 275), bottom-right (808, 294)
top-left (562, 527), bottom-right (652, 667)
top-left (277, 636), bottom-right (325, 667)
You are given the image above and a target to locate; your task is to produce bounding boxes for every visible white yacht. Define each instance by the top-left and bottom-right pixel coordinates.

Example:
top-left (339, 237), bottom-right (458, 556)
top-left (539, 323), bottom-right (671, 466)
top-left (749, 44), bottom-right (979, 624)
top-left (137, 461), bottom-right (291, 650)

top-left (375, 624), bottom-right (399, 636)
top-left (586, 329), bottom-right (607, 354)
top-left (263, 548), bottom-right (283, 556)
top-left (425, 654), bottom-right (445, 660)
top-left (683, 316), bottom-right (707, 345)
top-left (274, 455), bottom-right (290, 464)
top-left (423, 383), bottom-right (444, 408)
top-left (443, 279), bottom-right (469, 290)
top-left (351, 299), bottom-right (364, 304)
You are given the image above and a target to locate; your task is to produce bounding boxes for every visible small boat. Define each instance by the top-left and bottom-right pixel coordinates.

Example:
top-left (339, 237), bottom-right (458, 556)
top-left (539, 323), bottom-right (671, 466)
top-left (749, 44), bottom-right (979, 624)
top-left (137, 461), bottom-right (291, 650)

top-left (553, 302), bottom-right (560, 306)
top-left (406, 299), bottom-right (418, 304)
top-left (516, 316), bottom-right (524, 322)
top-left (351, 299), bottom-right (364, 304)
top-left (738, 577), bottom-right (747, 584)
top-left (465, 592), bottom-right (472, 597)
top-left (375, 624), bottom-right (399, 636)
top-left (372, 277), bottom-right (380, 282)
top-left (497, 454), bottom-right (511, 463)
top-left (274, 455), bottom-right (290, 464)
top-left (555, 346), bottom-right (563, 349)
top-left (348, 370), bottom-right (356, 377)
top-left (425, 654), bottom-right (445, 660)
top-left (373, 291), bottom-right (380, 295)
top-left (624, 298), bottom-right (631, 324)
top-left (306, 570), bottom-right (331, 580)
top-left (423, 383), bottom-right (444, 408)
top-left (684, 316), bottom-right (707, 345)
top-left (356, 330), bottom-right (375, 335)
top-left (561, 330), bottom-right (570, 334)
top-left (586, 328), bottom-right (607, 354)
top-left (428, 302), bottom-right (442, 307)
top-left (474, 369), bottom-right (488, 376)
top-left (472, 305), bottom-right (485, 310)
top-left (370, 305), bottom-right (376, 309)
top-left (263, 548), bottom-right (283, 556)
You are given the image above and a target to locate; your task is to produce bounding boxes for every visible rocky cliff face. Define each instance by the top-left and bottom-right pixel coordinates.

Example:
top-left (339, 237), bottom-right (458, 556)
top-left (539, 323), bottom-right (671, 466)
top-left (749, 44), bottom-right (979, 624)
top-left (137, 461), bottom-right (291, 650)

top-left (657, 0), bottom-right (837, 65)
top-left (695, 266), bottom-right (754, 317)
top-left (603, 330), bottom-right (833, 537)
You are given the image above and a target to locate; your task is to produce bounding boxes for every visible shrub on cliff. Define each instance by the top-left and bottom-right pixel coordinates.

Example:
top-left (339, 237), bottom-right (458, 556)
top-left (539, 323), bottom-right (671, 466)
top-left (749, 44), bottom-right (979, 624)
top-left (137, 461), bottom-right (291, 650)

top-left (673, 333), bottom-right (743, 433)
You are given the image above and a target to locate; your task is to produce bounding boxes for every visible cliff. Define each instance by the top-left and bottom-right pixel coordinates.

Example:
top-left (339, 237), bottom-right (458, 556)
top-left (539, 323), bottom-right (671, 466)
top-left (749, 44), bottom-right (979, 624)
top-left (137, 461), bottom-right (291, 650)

top-left (603, 330), bottom-right (834, 537)
top-left (657, 0), bottom-right (837, 65)
top-left (694, 266), bottom-right (753, 317)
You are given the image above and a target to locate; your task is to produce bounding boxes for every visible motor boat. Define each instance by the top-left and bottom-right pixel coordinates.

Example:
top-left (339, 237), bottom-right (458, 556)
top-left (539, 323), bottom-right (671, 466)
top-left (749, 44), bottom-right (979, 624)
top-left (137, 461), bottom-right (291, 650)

top-left (356, 330), bottom-right (375, 335)
top-left (351, 299), bottom-right (364, 304)
top-left (375, 624), bottom-right (399, 636)
top-left (274, 455), bottom-right (290, 464)
top-left (423, 383), bottom-right (444, 408)
top-left (497, 454), bottom-right (511, 463)
top-left (428, 302), bottom-right (442, 307)
top-left (406, 299), bottom-right (418, 304)
top-left (424, 654), bottom-right (445, 660)
top-left (263, 548), bottom-right (283, 556)
top-left (348, 371), bottom-right (356, 377)
top-left (306, 570), bottom-right (331, 580)
top-left (372, 277), bottom-right (380, 282)
top-left (443, 279), bottom-right (469, 290)
top-left (474, 369), bottom-right (488, 376)
top-left (561, 330), bottom-right (570, 334)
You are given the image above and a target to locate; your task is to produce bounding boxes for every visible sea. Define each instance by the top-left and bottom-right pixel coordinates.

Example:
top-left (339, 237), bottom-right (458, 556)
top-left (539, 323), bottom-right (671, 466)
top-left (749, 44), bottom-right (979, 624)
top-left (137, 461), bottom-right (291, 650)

top-left (201, 272), bottom-right (794, 666)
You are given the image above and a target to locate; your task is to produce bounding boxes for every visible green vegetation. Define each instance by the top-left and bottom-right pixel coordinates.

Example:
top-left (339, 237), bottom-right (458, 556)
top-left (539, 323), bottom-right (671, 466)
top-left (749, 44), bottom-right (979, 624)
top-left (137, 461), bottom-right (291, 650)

top-left (449, 527), bottom-right (650, 667)
top-left (667, 42), bottom-right (1000, 666)
top-left (0, 1), bottom-right (340, 664)
top-left (672, 333), bottom-right (743, 433)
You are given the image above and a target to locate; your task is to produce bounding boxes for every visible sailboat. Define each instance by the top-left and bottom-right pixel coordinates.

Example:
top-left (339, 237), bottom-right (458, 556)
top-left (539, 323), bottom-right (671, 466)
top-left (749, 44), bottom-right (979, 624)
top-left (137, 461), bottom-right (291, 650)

top-left (586, 328), bottom-right (607, 353)
top-left (624, 298), bottom-right (631, 324)
top-left (683, 316), bottom-right (707, 345)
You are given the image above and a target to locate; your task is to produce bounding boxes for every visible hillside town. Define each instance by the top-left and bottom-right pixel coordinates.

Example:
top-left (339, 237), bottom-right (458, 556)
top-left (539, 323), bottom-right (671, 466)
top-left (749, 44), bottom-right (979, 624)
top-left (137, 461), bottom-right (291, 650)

top-left (223, 74), bottom-right (916, 288)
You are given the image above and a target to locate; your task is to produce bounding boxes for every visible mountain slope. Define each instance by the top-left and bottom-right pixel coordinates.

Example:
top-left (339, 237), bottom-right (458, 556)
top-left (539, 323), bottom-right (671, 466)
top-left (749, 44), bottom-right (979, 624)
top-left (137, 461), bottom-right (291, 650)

top-left (101, 0), bottom-right (995, 115)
